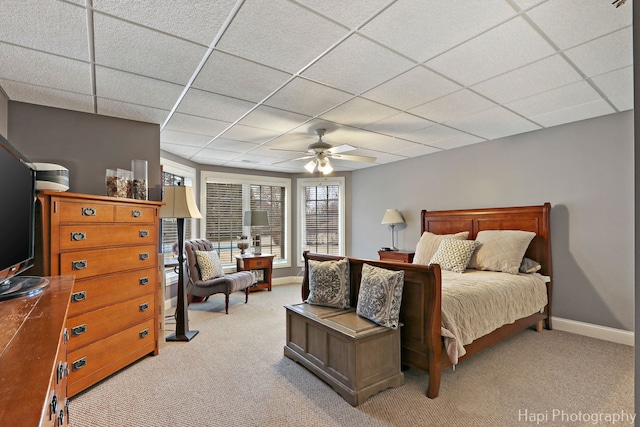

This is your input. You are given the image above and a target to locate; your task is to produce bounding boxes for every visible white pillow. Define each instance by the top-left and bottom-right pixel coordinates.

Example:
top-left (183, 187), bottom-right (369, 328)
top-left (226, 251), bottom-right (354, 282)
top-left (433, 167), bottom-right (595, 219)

top-left (413, 231), bottom-right (469, 265)
top-left (195, 250), bottom-right (224, 280)
top-left (468, 230), bottom-right (536, 275)
top-left (429, 239), bottom-right (479, 273)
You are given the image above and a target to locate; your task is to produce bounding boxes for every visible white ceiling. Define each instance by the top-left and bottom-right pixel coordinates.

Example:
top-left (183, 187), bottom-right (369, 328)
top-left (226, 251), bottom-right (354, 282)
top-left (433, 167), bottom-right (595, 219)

top-left (0, 0), bottom-right (633, 173)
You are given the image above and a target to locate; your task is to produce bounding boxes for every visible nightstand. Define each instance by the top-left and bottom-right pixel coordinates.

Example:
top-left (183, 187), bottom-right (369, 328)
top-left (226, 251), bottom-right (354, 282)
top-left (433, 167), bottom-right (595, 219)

top-left (378, 250), bottom-right (415, 263)
top-left (235, 253), bottom-right (275, 291)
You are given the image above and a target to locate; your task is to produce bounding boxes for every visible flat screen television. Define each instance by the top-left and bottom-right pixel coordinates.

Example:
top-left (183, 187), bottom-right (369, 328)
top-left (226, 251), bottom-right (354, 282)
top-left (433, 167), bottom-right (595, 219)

top-left (0, 134), bottom-right (48, 300)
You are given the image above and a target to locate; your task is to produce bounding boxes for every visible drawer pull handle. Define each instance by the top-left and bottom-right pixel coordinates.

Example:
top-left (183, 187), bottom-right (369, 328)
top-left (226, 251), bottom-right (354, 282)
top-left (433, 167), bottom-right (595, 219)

top-left (63, 329), bottom-right (69, 344)
top-left (72, 357), bottom-right (87, 371)
top-left (139, 230), bottom-right (149, 238)
top-left (131, 209), bottom-right (142, 218)
top-left (71, 324), bottom-right (86, 336)
top-left (139, 252), bottom-right (149, 261)
top-left (139, 302), bottom-right (149, 312)
top-left (256, 261), bottom-right (263, 266)
top-left (71, 291), bottom-right (86, 302)
top-left (72, 260), bottom-right (87, 270)
top-left (57, 363), bottom-right (65, 383)
top-left (71, 231), bottom-right (86, 241)
top-left (139, 277), bottom-right (149, 285)
top-left (82, 207), bottom-right (96, 216)
top-left (50, 392), bottom-right (57, 420)
top-left (139, 328), bottom-right (149, 339)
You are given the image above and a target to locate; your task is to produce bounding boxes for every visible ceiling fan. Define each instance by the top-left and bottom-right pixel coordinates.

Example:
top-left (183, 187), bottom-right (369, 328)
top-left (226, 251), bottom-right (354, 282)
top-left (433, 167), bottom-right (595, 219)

top-left (273, 129), bottom-right (376, 175)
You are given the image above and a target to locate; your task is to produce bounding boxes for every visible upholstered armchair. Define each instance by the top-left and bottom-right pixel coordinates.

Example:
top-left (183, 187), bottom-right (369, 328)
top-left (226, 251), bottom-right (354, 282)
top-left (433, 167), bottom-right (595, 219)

top-left (182, 239), bottom-right (256, 314)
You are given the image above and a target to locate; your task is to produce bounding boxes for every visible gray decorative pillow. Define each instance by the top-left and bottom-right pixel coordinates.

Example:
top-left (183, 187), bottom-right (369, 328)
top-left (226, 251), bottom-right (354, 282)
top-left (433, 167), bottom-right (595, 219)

top-left (306, 258), bottom-right (350, 309)
top-left (413, 231), bottom-right (469, 265)
top-left (195, 250), bottom-right (224, 280)
top-left (356, 264), bottom-right (405, 329)
top-left (468, 230), bottom-right (536, 274)
top-left (429, 239), bottom-right (479, 273)
top-left (520, 257), bottom-right (541, 273)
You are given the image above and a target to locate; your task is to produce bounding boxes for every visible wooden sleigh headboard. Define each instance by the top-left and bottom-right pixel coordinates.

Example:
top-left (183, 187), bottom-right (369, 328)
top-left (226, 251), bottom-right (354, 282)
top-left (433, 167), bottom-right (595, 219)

top-left (421, 203), bottom-right (553, 279)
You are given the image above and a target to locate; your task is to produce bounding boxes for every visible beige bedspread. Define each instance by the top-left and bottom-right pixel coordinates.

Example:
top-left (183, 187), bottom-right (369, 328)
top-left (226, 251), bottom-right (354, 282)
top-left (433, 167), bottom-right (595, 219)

top-left (440, 269), bottom-right (549, 365)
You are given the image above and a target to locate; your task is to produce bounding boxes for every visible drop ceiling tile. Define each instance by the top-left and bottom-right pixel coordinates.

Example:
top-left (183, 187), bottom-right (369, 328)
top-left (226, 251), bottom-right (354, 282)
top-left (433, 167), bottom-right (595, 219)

top-left (296, 0), bottom-right (391, 29)
top-left (93, 0), bottom-right (237, 45)
top-left (302, 34), bottom-right (415, 95)
top-left (529, 100), bottom-right (615, 128)
top-left (564, 28), bottom-right (632, 78)
top-left (0, 43), bottom-right (92, 94)
top-left (393, 143), bottom-right (442, 157)
top-left (426, 17), bottom-right (556, 87)
top-left (362, 66), bottom-right (462, 110)
top-left (409, 90), bottom-right (496, 123)
top-left (402, 124), bottom-right (485, 146)
top-left (429, 131), bottom-right (486, 150)
top-left (225, 152), bottom-right (279, 165)
top-left (511, 0), bottom-right (546, 10)
top-left (216, 0), bottom-right (348, 73)
top-left (96, 67), bottom-right (184, 110)
top-left (161, 143), bottom-right (202, 158)
top-left (263, 133), bottom-right (317, 152)
top-left (97, 98), bottom-right (169, 124)
top-left (205, 139), bottom-right (259, 153)
top-left (360, 0), bottom-right (517, 62)
top-left (238, 105), bottom-right (311, 133)
top-left (264, 77), bottom-right (353, 117)
top-left (0, 0), bottom-right (88, 60)
top-left (0, 80), bottom-right (94, 113)
top-left (525, 0), bottom-right (631, 50)
top-left (161, 130), bottom-right (211, 147)
top-left (591, 66), bottom-right (633, 111)
top-left (353, 135), bottom-right (421, 153)
top-left (164, 113), bottom-right (231, 137)
top-left (506, 81), bottom-right (605, 118)
top-left (193, 51), bottom-right (292, 103)
top-left (445, 107), bottom-right (540, 140)
top-left (177, 88), bottom-right (256, 123)
top-left (471, 55), bottom-right (582, 104)
top-left (218, 125), bottom-right (281, 143)
top-left (191, 148), bottom-right (240, 161)
top-left (93, 13), bottom-right (207, 85)
top-left (364, 112), bottom-right (434, 136)
top-left (319, 97), bottom-right (399, 128)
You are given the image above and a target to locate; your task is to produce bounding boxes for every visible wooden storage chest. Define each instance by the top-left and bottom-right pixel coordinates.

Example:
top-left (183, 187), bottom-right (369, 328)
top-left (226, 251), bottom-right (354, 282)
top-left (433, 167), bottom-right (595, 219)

top-left (34, 191), bottom-right (162, 396)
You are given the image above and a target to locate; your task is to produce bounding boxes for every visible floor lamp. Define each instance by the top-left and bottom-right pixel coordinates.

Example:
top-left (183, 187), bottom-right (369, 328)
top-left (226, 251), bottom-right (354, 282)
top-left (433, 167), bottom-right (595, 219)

top-left (160, 184), bottom-right (202, 342)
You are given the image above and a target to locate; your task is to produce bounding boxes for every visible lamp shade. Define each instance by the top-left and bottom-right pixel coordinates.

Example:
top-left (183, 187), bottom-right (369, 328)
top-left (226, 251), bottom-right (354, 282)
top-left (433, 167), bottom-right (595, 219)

top-left (159, 185), bottom-right (203, 219)
top-left (244, 210), bottom-right (269, 226)
top-left (381, 209), bottom-right (404, 225)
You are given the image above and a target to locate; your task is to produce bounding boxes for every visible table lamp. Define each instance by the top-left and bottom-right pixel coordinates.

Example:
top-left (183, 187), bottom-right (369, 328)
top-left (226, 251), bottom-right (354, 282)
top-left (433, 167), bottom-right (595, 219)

top-left (381, 208), bottom-right (405, 250)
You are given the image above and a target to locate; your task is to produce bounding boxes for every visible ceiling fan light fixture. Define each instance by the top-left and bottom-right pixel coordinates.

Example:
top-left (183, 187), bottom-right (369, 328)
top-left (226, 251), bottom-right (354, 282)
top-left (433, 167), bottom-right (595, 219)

top-left (304, 159), bottom-right (316, 173)
top-left (318, 157), bottom-right (333, 174)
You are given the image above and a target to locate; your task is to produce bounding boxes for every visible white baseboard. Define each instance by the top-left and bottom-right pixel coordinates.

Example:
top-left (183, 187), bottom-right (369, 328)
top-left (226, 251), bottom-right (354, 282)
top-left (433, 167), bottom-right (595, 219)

top-left (552, 317), bottom-right (634, 346)
top-left (273, 276), bottom-right (303, 286)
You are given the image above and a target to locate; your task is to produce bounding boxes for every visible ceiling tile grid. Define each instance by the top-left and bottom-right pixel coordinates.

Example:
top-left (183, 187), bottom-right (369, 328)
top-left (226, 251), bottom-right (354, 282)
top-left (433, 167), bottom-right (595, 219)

top-left (0, 0), bottom-right (633, 173)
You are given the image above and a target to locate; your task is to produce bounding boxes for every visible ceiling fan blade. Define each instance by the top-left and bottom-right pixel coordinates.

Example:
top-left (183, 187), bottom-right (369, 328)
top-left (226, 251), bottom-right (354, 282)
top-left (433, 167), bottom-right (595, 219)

top-left (326, 144), bottom-right (355, 154)
top-left (330, 153), bottom-right (376, 163)
top-left (272, 154), bottom-right (314, 165)
top-left (269, 147), bottom-right (309, 154)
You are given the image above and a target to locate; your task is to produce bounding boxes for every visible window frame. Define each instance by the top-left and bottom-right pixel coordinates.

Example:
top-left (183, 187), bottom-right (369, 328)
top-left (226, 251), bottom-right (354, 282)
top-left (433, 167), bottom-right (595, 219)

top-left (296, 176), bottom-right (346, 267)
top-left (200, 171), bottom-right (292, 269)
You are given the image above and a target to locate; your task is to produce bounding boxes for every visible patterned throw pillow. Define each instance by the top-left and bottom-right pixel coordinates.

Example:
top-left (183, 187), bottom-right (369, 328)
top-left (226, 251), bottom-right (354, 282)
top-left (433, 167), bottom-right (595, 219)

top-left (356, 264), bottom-right (405, 329)
top-left (468, 230), bottom-right (536, 274)
top-left (195, 250), bottom-right (224, 280)
top-left (413, 231), bottom-right (469, 265)
top-left (429, 239), bottom-right (479, 273)
top-left (305, 258), bottom-right (350, 309)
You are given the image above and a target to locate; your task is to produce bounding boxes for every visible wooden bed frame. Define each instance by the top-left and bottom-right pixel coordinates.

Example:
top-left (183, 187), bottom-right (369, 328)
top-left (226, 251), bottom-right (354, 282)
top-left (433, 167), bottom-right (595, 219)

top-left (301, 203), bottom-right (553, 399)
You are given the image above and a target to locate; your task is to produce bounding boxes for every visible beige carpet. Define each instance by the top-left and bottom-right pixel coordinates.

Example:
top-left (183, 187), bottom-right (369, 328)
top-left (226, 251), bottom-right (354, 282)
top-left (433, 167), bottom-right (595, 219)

top-left (70, 283), bottom-right (634, 427)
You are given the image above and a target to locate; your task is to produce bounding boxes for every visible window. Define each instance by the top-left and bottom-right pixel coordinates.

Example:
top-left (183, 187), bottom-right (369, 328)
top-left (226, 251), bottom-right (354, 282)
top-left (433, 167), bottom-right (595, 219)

top-left (201, 171), bottom-right (290, 268)
top-left (160, 159), bottom-right (196, 266)
top-left (297, 177), bottom-right (345, 265)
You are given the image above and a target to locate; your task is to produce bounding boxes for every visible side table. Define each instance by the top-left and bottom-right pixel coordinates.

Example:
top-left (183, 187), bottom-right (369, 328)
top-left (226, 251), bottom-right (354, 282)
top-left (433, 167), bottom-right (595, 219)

top-left (378, 250), bottom-right (415, 264)
top-left (235, 253), bottom-right (275, 291)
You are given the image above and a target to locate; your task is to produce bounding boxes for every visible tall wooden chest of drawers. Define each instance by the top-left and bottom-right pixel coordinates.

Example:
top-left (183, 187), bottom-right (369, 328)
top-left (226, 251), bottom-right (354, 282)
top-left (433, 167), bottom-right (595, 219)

top-left (34, 191), bottom-right (163, 397)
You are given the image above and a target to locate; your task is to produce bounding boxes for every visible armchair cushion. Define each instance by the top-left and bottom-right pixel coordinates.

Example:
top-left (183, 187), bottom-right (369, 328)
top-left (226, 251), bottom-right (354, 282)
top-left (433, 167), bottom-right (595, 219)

top-left (195, 249), bottom-right (224, 280)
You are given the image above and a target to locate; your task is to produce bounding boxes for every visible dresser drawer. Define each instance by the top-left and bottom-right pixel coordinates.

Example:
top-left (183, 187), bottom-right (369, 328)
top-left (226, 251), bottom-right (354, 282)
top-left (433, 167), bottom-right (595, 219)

top-left (115, 205), bottom-right (157, 223)
top-left (68, 268), bottom-right (157, 317)
top-left (59, 224), bottom-right (157, 250)
top-left (59, 245), bottom-right (157, 279)
top-left (66, 293), bottom-right (156, 351)
top-left (67, 318), bottom-right (156, 396)
top-left (54, 200), bottom-right (114, 223)
top-left (240, 256), bottom-right (270, 270)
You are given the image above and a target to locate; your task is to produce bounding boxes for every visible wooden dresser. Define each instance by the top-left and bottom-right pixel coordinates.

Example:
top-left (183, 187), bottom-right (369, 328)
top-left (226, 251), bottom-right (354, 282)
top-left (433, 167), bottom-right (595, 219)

top-left (34, 191), bottom-right (163, 397)
top-left (0, 275), bottom-right (74, 426)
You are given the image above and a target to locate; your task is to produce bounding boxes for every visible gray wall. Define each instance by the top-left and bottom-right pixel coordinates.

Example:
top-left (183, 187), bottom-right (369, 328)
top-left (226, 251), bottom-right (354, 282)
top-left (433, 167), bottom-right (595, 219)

top-left (8, 101), bottom-right (161, 201)
top-left (351, 111), bottom-right (634, 332)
